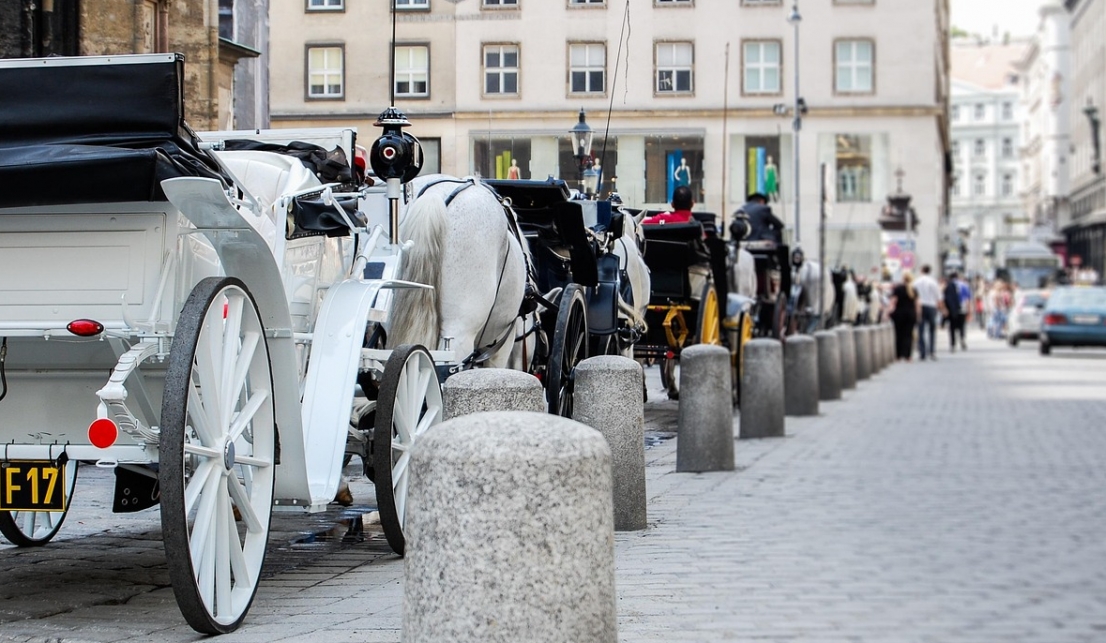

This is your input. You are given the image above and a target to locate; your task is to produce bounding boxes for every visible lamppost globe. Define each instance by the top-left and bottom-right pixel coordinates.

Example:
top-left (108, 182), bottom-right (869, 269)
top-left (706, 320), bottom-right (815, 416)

top-left (788, 4), bottom-right (801, 23)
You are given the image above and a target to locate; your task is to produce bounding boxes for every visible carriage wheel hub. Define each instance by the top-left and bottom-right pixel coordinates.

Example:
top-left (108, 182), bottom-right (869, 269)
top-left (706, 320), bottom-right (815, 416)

top-left (223, 440), bottom-right (236, 471)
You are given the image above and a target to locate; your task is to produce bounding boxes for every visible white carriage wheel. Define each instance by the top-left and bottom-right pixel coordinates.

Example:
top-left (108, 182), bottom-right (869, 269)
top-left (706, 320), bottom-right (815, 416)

top-left (159, 277), bottom-right (276, 634)
top-left (373, 344), bottom-right (442, 556)
top-left (0, 461), bottom-right (78, 546)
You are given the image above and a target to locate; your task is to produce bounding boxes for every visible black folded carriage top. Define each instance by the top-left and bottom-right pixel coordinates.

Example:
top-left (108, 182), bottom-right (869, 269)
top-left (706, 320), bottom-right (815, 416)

top-left (0, 53), bottom-right (229, 209)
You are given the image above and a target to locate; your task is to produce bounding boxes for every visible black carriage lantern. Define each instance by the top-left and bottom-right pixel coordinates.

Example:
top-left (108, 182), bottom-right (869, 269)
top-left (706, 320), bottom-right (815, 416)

top-left (569, 109), bottom-right (595, 194)
top-left (370, 106), bottom-right (422, 184)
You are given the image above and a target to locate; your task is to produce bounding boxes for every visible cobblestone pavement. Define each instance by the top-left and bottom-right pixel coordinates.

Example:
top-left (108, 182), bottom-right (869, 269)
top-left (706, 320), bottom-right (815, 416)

top-left (3, 327), bottom-right (1106, 642)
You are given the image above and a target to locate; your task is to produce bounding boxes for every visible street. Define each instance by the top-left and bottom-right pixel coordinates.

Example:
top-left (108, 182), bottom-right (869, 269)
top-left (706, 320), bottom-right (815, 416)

top-left (3, 327), bottom-right (1106, 642)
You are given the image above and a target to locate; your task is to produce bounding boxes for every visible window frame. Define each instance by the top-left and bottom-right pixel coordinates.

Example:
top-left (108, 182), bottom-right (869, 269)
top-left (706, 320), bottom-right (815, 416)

top-left (394, 43), bottom-right (430, 99)
top-left (741, 39), bottom-right (782, 96)
top-left (655, 0), bottom-right (693, 5)
top-left (1001, 101), bottom-right (1013, 120)
top-left (1001, 172), bottom-right (1014, 197)
top-left (395, 0), bottom-right (430, 9)
top-left (833, 38), bottom-right (875, 95)
top-left (483, 43), bottom-right (520, 97)
top-left (305, 43), bottom-right (345, 101)
top-left (973, 171), bottom-right (987, 196)
top-left (654, 40), bottom-right (694, 96)
top-left (568, 42), bottom-right (607, 96)
top-left (305, 0), bottom-right (344, 12)
top-left (482, 0), bottom-right (519, 8)
top-left (974, 103), bottom-right (985, 120)
top-left (1001, 137), bottom-right (1014, 159)
top-left (974, 138), bottom-right (986, 158)
top-left (568, 0), bottom-right (605, 5)
top-left (741, 0), bottom-right (781, 5)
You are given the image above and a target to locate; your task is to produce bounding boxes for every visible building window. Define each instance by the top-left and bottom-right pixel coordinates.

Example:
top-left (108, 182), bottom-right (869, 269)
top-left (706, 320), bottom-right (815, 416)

top-left (395, 45), bottom-right (429, 98)
top-left (219, 0), bottom-right (234, 40)
top-left (742, 40), bottom-right (781, 95)
top-left (1002, 101), bottom-right (1013, 120)
top-left (951, 104), bottom-right (960, 122)
top-left (569, 43), bottom-right (606, 94)
top-left (835, 134), bottom-right (871, 202)
top-left (484, 44), bottom-right (519, 95)
top-left (973, 171), bottom-right (986, 196)
top-left (307, 46), bottom-right (344, 99)
top-left (974, 103), bottom-right (985, 120)
top-left (952, 139), bottom-right (960, 159)
top-left (834, 39), bottom-right (873, 94)
top-left (421, 138), bottom-right (442, 174)
top-left (1001, 172), bottom-right (1014, 197)
top-left (974, 138), bottom-right (985, 157)
top-left (396, 0), bottom-right (429, 7)
top-left (475, 138), bottom-right (532, 180)
top-left (1001, 137), bottom-right (1013, 158)
top-left (952, 171), bottom-right (961, 197)
top-left (570, 0), bottom-right (605, 4)
top-left (656, 42), bottom-right (693, 94)
top-left (655, 0), bottom-right (693, 4)
top-left (483, 0), bottom-right (518, 5)
top-left (741, 0), bottom-right (781, 4)
top-left (306, 0), bottom-right (343, 10)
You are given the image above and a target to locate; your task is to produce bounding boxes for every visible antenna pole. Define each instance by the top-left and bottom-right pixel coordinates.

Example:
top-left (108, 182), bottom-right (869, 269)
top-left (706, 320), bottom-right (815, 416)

top-left (722, 42), bottom-right (731, 230)
top-left (390, 0), bottom-right (397, 107)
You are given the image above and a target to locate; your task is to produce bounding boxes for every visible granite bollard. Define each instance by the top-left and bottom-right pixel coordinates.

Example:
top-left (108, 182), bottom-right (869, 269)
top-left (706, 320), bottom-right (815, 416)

top-left (403, 411), bottom-right (617, 643)
top-left (884, 324), bottom-right (895, 367)
top-left (836, 326), bottom-right (858, 390)
top-left (677, 344), bottom-right (735, 471)
top-left (443, 368), bottom-right (545, 419)
top-left (574, 356), bottom-right (646, 531)
top-left (739, 338), bottom-right (785, 439)
top-left (854, 326), bottom-right (872, 381)
top-left (814, 330), bottom-right (842, 401)
top-left (784, 335), bottom-right (819, 416)
top-left (868, 326), bottom-right (882, 374)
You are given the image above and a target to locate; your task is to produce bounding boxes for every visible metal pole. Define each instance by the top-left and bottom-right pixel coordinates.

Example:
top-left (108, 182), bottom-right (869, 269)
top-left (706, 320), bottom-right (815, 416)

top-left (721, 42), bottom-right (731, 226)
top-left (791, 4), bottom-right (801, 244)
top-left (387, 177), bottom-right (401, 246)
top-left (819, 163), bottom-right (826, 328)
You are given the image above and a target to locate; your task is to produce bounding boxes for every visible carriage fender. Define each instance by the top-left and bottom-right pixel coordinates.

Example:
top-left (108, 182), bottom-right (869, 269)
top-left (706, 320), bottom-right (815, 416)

top-left (588, 253), bottom-right (620, 335)
top-left (298, 278), bottom-right (386, 505)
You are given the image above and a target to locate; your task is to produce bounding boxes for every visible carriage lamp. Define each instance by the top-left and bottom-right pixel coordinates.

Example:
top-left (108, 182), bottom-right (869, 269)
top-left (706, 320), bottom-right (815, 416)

top-left (583, 163), bottom-right (600, 197)
top-left (569, 109), bottom-right (595, 192)
top-left (372, 106), bottom-right (424, 245)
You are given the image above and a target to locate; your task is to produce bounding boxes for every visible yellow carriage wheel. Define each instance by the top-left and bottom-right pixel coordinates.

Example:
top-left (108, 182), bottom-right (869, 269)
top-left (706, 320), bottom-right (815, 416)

top-left (697, 283), bottom-right (722, 346)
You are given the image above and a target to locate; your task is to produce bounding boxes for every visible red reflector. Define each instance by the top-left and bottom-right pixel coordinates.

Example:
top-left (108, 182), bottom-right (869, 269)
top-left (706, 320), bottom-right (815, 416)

top-left (223, 301), bottom-right (229, 319)
top-left (665, 350), bottom-right (676, 359)
top-left (88, 418), bottom-right (118, 449)
top-left (66, 319), bottom-right (104, 337)
top-left (1044, 313), bottom-right (1067, 326)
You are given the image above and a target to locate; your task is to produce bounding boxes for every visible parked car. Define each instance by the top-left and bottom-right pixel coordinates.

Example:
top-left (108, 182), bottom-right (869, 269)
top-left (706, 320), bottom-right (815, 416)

top-left (1007, 290), bottom-right (1049, 346)
top-left (1039, 286), bottom-right (1106, 355)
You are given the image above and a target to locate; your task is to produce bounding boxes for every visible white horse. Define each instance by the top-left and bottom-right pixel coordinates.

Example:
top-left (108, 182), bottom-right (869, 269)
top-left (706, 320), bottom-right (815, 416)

top-left (610, 209), bottom-right (651, 357)
top-left (387, 175), bottom-right (530, 368)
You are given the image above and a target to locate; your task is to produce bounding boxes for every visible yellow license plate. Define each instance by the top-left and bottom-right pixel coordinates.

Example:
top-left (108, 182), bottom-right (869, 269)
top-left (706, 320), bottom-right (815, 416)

top-left (0, 461), bottom-right (67, 512)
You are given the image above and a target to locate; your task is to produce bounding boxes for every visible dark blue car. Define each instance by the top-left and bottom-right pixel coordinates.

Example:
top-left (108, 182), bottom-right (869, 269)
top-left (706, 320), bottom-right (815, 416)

top-left (1039, 286), bottom-right (1106, 355)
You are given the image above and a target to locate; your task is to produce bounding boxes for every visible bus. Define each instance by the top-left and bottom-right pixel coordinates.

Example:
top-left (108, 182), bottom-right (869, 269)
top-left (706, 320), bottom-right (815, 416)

top-left (998, 242), bottom-right (1062, 290)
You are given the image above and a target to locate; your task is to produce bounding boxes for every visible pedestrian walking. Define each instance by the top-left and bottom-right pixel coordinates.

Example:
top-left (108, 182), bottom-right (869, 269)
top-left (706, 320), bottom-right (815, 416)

top-left (914, 265), bottom-right (941, 360)
top-left (889, 271), bottom-right (919, 361)
top-left (943, 270), bottom-right (967, 351)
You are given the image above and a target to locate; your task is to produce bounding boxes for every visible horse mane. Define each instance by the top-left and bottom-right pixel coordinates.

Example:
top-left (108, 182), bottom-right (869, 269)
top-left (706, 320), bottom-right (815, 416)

top-left (389, 192), bottom-right (446, 349)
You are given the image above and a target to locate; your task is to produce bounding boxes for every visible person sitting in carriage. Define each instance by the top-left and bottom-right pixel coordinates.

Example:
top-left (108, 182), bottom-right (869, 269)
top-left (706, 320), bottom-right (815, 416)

top-left (733, 192), bottom-right (785, 245)
top-left (642, 185), bottom-right (696, 225)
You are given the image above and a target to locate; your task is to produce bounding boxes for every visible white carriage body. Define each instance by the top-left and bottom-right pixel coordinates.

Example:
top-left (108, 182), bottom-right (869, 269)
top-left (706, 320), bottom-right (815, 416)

top-left (0, 54), bottom-right (412, 513)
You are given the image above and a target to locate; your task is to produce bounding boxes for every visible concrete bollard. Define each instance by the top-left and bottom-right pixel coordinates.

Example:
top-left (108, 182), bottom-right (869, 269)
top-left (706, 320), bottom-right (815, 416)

top-left (814, 331), bottom-right (842, 401)
top-left (739, 339), bottom-right (785, 439)
top-left (784, 335), bottom-right (819, 416)
top-left (885, 324), bottom-right (895, 368)
top-left (854, 327), bottom-right (872, 381)
top-left (574, 356), bottom-right (646, 531)
top-left (403, 411), bottom-right (617, 643)
top-left (868, 326), bottom-right (882, 374)
top-left (443, 368), bottom-right (545, 419)
top-left (677, 344), bottom-right (735, 471)
top-left (836, 326), bottom-right (858, 390)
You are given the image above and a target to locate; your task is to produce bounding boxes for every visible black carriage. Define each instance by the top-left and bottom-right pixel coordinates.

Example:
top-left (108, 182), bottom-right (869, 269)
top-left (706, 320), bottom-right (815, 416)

top-left (633, 212), bottom-right (736, 401)
top-left (485, 178), bottom-right (634, 417)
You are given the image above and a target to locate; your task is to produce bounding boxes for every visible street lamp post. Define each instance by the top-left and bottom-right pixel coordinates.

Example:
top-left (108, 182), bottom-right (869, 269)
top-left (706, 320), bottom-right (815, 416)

top-left (788, 3), bottom-right (802, 243)
top-left (569, 109), bottom-right (596, 197)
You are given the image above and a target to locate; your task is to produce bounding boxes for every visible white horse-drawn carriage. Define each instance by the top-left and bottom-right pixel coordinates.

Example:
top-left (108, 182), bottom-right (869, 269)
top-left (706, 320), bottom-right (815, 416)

top-left (0, 53), bottom-right (578, 633)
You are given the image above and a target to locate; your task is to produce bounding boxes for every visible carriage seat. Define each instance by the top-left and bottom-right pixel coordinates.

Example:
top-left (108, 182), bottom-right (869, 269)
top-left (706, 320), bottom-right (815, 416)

top-left (641, 222), bottom-right (711, 301)
top-left (218, 151), bottom-right (320, 214)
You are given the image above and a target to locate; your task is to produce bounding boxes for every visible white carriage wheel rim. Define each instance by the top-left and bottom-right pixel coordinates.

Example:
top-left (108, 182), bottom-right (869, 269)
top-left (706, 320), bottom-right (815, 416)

top-left (182, 285), bottom-right (275, 625)
top-left (389, 350), bottom-right (442, 527)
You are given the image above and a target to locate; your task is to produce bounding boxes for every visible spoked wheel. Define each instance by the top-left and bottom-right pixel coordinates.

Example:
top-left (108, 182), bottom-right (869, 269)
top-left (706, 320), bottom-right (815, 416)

top-left (373, 344), bottom-right (443, 556)
top-left (697, 282), bottom-right (722, 345)
top-left (160, 277), bottom-right (276, 635)
top-left (546, 284), bottom-right (589, 417)
top-left (733, 311), bottom-right (753, 407)
top-left (0, 460), bottom-right (78, 546)
top-left (660, 355), bottom-right (680, 401)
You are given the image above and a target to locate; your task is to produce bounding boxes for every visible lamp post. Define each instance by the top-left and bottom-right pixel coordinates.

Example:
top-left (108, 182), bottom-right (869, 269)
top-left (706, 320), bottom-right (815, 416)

top-left (569, 109), bottom-right (596, 196)
top-left (788, 3), bottom-right (802, 243)
top-left (1085, 103), bottom-right (1102, 176)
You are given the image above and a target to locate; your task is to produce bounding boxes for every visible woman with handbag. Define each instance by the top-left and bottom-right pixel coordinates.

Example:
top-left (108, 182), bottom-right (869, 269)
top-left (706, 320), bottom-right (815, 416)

top-left (889, 272), bottom-right (920, 361)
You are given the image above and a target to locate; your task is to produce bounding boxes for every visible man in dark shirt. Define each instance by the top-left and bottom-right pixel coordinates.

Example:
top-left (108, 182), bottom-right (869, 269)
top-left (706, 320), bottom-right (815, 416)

top-left (738, 192), bottom-right (785, 244)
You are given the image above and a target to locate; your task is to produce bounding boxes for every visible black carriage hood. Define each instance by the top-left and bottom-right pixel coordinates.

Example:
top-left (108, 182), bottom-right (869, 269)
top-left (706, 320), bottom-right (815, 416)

top-left (0, 54), bottom-right (230, 208)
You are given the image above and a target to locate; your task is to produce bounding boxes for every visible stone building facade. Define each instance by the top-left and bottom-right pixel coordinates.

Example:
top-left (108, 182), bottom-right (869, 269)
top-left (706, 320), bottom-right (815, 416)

top-left (269, 0), bottom-right (950, 273)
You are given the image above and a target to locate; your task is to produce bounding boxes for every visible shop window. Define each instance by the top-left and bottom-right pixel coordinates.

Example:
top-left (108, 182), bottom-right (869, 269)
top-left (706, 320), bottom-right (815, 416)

top-left (475, 138), bottom-right (531, 180)
top-left (744, 136), bottom-right (782, 202)
top-left (835, 134), bottom-right (871, 202)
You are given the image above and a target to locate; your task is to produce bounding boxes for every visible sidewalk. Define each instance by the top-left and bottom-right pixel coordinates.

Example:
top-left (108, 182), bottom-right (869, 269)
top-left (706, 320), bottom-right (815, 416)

top-left (4, 327), bottom-right (1106, 642)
